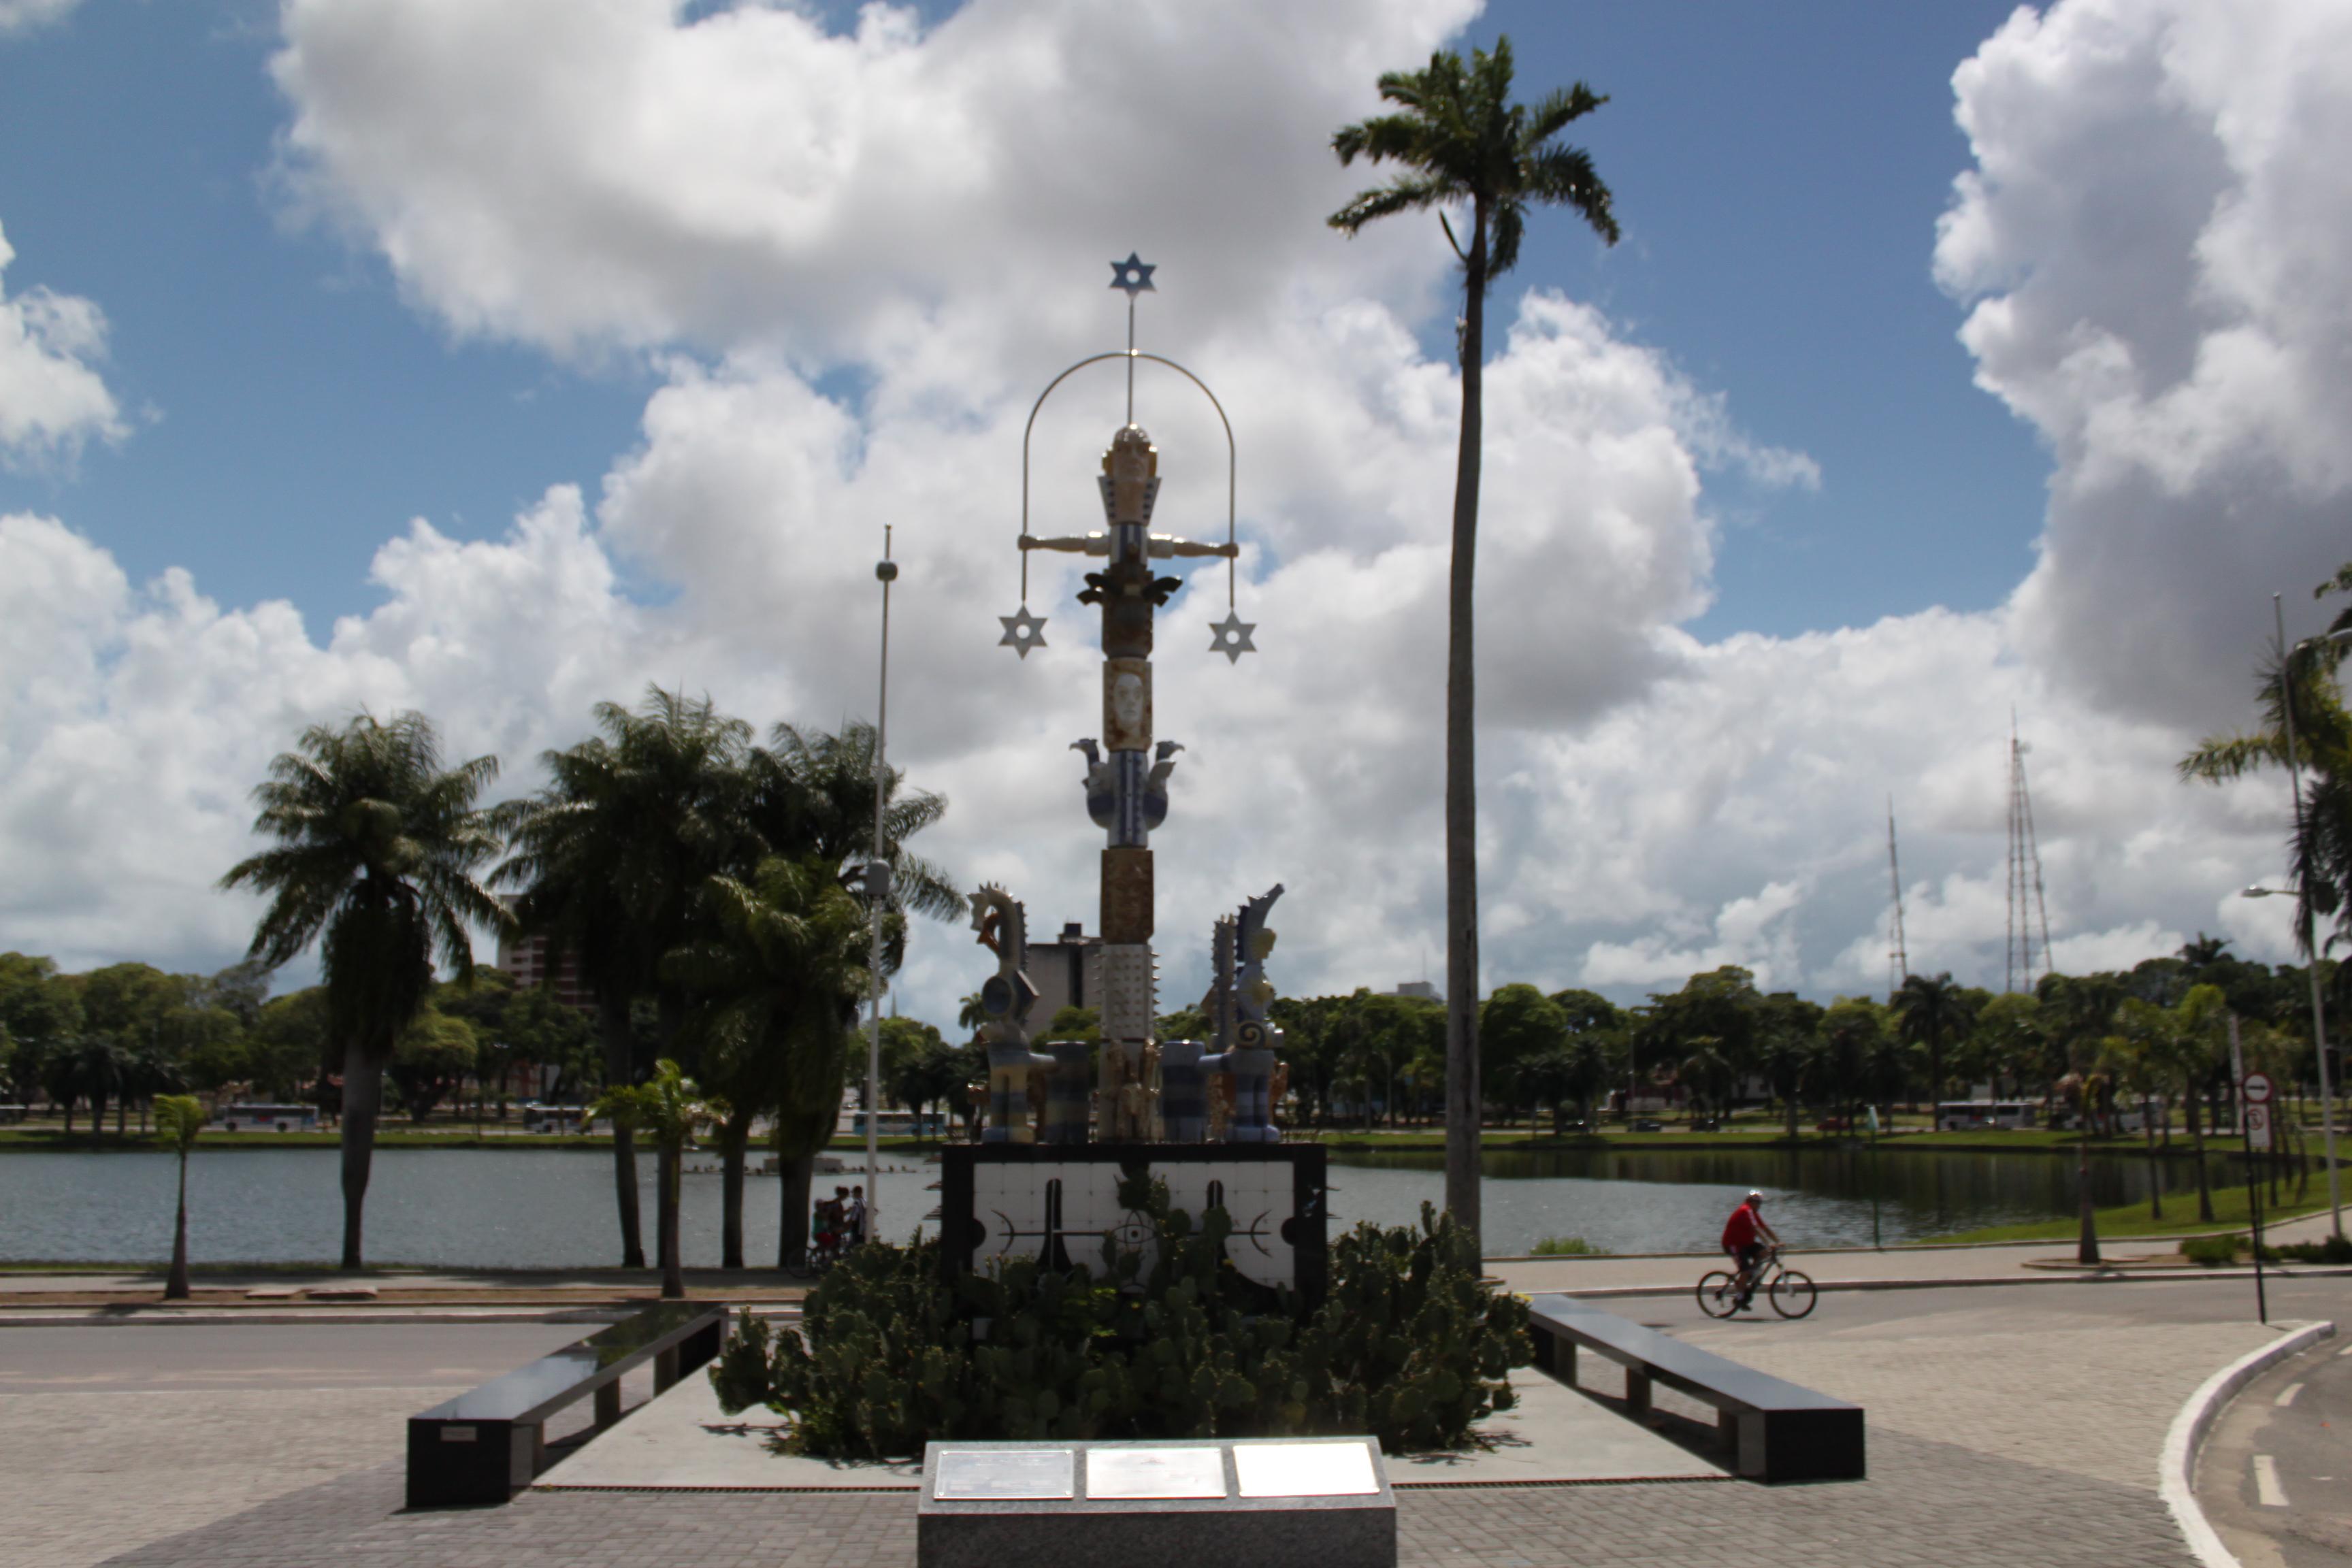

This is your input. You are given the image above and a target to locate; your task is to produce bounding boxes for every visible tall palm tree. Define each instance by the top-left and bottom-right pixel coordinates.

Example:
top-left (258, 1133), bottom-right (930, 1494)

top-left (749, 721), bottom-right (963, 926)
top-left (1893, 973), bottom-right (1974, 1114)
top-left (1330, 37), bottom-right (1618, 1249)
top-left (2180, 606), bottom-right (2352, 956)
top-left (495, 686), bottom-right (755, 1269)
top-left (152, 1093), bottom-right (205, 1300)
top-left (666, 857), bottom-right (870, 1270)
top-left (221, 711), bottom-right (505, 1269)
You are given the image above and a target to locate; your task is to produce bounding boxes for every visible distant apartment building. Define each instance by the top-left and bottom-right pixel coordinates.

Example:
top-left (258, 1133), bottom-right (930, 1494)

top-left (1392, 980), bottom-right (1441, 1002)
top-left (1026, 921), bottom-right (1101, 1032)
top-left (494, 897), bottom-right (598, 1017)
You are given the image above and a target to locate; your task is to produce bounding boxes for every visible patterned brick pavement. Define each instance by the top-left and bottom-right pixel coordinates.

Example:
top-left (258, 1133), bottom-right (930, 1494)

top-left (36, 1289), bottom-right (2304, 1568)
top-left (97, 1426), bottom-right (2193, 1568)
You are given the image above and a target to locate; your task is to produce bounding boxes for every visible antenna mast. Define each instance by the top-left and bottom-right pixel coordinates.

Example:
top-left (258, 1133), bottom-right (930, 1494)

top-left (2006, 716), bottom-right (2054, 991)
top-left (1887, 796), bottom-right (1908, 1000)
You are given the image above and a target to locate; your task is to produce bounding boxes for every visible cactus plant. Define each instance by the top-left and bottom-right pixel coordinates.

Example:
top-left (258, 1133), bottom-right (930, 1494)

top-left (712, 1188), bottom-right (1529, 1458)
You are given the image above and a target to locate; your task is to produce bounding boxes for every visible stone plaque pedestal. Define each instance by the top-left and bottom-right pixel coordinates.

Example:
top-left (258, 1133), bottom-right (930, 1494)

top-left (917, 1437), bottom-right (1394, 1568)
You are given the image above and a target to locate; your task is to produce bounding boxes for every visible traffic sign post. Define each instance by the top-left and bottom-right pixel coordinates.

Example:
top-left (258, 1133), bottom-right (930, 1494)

top-left (2243, 1075), bottom-right (2271, 1324)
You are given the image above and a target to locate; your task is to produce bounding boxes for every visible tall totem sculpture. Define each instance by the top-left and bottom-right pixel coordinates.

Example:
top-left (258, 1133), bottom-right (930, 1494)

top-left (996, 253), bottom-right (1254, 1143)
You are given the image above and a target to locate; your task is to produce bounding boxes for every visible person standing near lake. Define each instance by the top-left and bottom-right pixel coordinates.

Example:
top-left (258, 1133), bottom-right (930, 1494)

top-left (1720, 1190), bottom-right (1780, 1309)
top-left (845, 1185), bottom-right (868, 1247)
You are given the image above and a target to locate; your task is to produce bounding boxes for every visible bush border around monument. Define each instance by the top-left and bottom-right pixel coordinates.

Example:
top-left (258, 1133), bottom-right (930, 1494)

top-left (712, 1183), bottom-right (1531, 1460)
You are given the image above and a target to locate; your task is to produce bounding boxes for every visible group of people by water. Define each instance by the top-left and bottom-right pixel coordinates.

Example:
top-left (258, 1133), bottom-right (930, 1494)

top-left (811, 1183), bottom-right (868, 1266)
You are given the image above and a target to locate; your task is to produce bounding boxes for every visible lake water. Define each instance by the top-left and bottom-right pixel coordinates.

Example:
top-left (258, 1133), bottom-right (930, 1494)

top-left (0, 1141), bottom-right (2249, 1267)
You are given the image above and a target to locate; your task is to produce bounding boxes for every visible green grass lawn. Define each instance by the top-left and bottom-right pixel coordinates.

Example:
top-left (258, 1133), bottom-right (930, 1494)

top-left (1926, 1180), bottom-right (2334, 1245)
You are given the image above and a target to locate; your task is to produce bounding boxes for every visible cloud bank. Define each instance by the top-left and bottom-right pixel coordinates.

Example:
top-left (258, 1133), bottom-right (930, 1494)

top-left (1, 0), bottom-right (2345, 1026)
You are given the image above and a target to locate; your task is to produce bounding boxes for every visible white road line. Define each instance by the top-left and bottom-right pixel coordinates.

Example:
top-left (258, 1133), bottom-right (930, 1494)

top-left (2255, 1454), bottom-right (2289, 1508)
top-left (2340, 1344), bottom-right (2352, 1357)
top-left (2277, 1382), bottom-right (2304, 1407)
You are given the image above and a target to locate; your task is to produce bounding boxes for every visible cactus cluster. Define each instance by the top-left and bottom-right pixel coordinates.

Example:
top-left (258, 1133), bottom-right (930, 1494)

top-left (713, 1185), bottom-right (1530, 1460)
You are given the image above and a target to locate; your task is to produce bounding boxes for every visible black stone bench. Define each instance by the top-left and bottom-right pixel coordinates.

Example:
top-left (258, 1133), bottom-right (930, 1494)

top-left (1524, 1293), bottom-right (1864, 1483)
top-left (406, 1302), bottom-right (726, 1507)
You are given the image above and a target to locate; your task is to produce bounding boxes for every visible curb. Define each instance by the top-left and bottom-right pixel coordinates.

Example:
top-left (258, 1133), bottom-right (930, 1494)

top-left (0, 1303), bottom-right (806, 1328)
top-left (2158, 1319), bottom-right (2336, 1568)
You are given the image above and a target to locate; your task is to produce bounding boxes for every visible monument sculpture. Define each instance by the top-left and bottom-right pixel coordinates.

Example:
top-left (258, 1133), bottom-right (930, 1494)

top-left (938, 256), bottom-right (1326, 1304)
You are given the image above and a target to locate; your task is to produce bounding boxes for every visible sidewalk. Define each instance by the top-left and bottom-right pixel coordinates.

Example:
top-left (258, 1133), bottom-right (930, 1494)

top-left (4, 1207), bottom-right (2345, 1319)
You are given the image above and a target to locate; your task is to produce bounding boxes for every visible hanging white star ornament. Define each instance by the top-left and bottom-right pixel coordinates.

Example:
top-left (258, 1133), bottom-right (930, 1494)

top-left (999, 605), bottom-right (1048, 659)
top-left (1109, 252), bottom-right (1157, 297)
top-left (1208, 609), bottom-right (1257, 664)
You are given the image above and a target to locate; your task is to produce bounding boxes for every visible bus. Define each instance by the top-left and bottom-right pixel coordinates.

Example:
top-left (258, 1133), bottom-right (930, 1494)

top-left (845, 1109), bottom-right (947, 1138)
top-left (216, 1102), bottom-right (318, 1132)
top-left (1936, 1100), bottom-right (2039, 1131)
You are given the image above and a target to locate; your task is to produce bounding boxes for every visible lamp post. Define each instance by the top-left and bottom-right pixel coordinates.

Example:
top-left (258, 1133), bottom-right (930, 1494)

top-left (2240, 597), bottom-right (2351, 1240)
top-left (865, 527), bottom-right (897, 1245)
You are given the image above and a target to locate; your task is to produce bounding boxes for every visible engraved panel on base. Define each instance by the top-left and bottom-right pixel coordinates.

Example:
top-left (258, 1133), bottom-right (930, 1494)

top-left (1085, 1446), bottom-right (1228, 1500)
top-left (934, 1448), bottom-right (1077, 1501)
top-left (1232, 1441), bottom-right (1379, 1499)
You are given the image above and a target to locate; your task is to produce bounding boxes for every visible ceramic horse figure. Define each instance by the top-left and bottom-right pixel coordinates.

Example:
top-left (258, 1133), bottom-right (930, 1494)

top-left (969, 884), bottom-right (1051, 1143)
top-left (1203, 885), bottom-right (1286, 1143)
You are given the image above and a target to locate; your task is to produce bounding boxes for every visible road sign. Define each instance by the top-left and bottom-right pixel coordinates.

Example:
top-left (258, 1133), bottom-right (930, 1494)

top-left (2247, 1104), bottom-right (2274, 1152)
top-left (2243, 1072), bottom-right (2276, 1107)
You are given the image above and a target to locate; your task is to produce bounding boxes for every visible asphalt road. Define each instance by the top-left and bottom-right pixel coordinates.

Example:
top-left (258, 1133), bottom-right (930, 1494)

top-left (2199, 1328), bottom-right (2352, 1567)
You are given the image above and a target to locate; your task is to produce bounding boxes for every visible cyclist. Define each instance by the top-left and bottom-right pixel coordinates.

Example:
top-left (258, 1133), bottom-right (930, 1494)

top-left (1719, 1190), bottom-right (1781, 1311)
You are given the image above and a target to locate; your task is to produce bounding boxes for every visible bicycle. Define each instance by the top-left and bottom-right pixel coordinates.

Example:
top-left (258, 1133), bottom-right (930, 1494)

top-left (1697, 1244), bottom-right (1816, 1319)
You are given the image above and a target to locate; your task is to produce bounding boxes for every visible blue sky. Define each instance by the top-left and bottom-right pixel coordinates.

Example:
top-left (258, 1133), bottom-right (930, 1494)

top-left (0, 0), bottom-right (2042, 640)
top-left (0, 0), bottom-right (2339, 1012)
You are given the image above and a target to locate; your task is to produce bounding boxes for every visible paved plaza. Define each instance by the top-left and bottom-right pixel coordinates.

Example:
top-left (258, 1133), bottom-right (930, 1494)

top-left (2, 1272), bottom-right (2342, 1568)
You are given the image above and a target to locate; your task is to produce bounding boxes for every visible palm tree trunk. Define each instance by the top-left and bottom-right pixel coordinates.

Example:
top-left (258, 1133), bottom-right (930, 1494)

top-left (661, 1144), bottom-right (685, 1300)
top-left (600, 1001), bottom-right (645, 1269)
top-left (165, 1147), bottom-right (191, 1301)
top-left (2076, 1114), bottom-right (2100, 1265)
top-left (1442, 208), bottom-right (1490, 1254)
top-left (340, 1039), bottom-right (382, 1271)
top-left (719, 1113), bottom-right (751, 1271)
top-left (2144, 1094), bottom-right (2162, 1221)
top-left (2189, 1088), bottom-right (2214, 1222)
top-left (777, 1150), bottom-right (815, 1271)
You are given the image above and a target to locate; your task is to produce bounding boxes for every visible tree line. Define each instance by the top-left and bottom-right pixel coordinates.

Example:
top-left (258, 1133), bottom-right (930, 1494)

top-left (1261, 940), bottom-right (2338, 1178)
top-left (202, 686), bottom-right (958, 1275)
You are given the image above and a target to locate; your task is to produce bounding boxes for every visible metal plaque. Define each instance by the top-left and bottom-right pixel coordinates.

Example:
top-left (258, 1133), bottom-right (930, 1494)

top-left (1232, 1441), bottom-right (1379, 1499)
top-left (1086, 1446), bottom-right (1228, 1500)
top-left (934, 1448), bottom-right (1076, 1501)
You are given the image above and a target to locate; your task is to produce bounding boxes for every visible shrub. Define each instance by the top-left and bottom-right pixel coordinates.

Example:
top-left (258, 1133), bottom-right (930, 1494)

top-left (2180, 1234), bottom-right (2242, 1268)
top-left (2252, 1233), bottom-right (2352, 1265)
top-left (714, 1185), bottom-right (1529, 1459)
top-left (1530, 1235), bottom-right (1604, 1256)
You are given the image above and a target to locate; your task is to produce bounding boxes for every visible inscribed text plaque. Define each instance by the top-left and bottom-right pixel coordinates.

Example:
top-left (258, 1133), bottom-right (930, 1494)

top-left (934, 1448), bottom-right (1076, 1501)
top-left (1232, 1441), bottom-right (1378, 1499)
top-left (1085, 1447), bottom-right (1228, 1500)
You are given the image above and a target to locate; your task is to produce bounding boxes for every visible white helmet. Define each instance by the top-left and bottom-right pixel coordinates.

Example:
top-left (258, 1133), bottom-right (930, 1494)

top-left (1746, 1190), bottom-right (1765, 1203)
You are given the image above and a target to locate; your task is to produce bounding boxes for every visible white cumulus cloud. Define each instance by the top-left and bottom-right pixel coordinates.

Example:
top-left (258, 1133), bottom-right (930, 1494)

top-left (0, 220), bottom-right (125, 467)
top-left (0, 0), bottom-right (83, 35)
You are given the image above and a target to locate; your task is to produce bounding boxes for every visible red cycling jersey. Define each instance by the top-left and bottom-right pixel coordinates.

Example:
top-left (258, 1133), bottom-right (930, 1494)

top-left (1721, 1203), bottom-right (1761, 1250)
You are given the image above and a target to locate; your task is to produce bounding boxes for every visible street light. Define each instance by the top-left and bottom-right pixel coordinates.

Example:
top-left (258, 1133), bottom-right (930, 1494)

top-left (864, 529), bottom-right (898, 1248)
top-left (2240, 599), bottom-right (2352, 1239)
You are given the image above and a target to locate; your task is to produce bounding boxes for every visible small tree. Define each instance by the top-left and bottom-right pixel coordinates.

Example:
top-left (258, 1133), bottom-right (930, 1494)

top-left (592, 1060), bottom-right (711, 1298)
top-left (153, 1094), bottom-right (206, 1300)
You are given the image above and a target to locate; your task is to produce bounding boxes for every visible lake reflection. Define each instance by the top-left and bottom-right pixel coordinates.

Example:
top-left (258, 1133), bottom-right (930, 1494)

top-left (0, 1139), bottom-right (2247, 1267)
